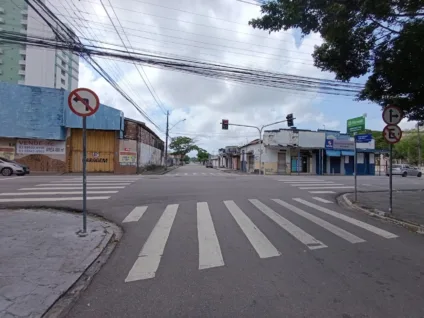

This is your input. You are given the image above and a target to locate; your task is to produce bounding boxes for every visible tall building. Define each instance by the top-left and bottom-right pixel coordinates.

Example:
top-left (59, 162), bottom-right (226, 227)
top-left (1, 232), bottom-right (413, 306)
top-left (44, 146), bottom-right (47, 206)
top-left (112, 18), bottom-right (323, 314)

top-left (0, 0), bottom-right (79, 90)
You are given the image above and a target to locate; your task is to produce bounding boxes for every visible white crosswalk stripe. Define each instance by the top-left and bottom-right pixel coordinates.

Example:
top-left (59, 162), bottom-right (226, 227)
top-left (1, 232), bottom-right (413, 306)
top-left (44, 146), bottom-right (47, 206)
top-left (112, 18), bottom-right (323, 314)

top-left (293, 198), bottom-right (398, 239)
top-left (125, 204), bottom-right (179, 282)
top-left (312, 197), bottom-right (333, 204)
top-left (121, 198), bottom-right (399, 282)
top-left (0, 176), bottom-right (135, 202)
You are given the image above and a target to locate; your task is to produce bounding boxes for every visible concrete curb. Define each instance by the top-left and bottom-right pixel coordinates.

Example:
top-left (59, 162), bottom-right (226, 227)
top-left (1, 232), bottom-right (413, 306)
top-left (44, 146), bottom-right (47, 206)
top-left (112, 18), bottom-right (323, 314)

top-left (337, 193), bottom-right (424, 235)
top-left (41, 211), bottom-right (123, 318)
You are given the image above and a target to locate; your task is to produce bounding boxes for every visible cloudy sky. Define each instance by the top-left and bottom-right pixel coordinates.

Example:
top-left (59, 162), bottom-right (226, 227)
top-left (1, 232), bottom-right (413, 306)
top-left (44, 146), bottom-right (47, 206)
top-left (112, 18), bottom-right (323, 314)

top-left (50, 0), bottom-right (417, 156)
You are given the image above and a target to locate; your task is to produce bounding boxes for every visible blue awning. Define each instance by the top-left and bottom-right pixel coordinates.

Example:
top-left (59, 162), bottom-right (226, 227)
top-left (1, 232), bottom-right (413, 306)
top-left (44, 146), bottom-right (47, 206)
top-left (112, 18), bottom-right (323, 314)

top-left (326, 150), bottom-right (341, 157)
top-left (341, 151), bottom-right (355, 156)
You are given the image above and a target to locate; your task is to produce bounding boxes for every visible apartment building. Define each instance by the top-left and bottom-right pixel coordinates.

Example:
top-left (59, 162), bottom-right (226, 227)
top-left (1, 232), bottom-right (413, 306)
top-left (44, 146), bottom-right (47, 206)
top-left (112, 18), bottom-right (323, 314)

top-left (0, 0), bottom-right (79, 90)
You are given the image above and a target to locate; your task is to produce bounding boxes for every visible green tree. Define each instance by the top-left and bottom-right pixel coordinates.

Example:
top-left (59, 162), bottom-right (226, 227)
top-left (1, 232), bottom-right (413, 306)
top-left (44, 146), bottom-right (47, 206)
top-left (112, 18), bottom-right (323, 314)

top-left (392, 130), bottom-right (424, 164)
top-left (197, 148), bottom-right (210, 164)
top-left (249, 1), bottom-right (424, 121)
top-left (169, 136), bottom-right (198, 163)
top-left (183, 155), bottom-right (190, 163)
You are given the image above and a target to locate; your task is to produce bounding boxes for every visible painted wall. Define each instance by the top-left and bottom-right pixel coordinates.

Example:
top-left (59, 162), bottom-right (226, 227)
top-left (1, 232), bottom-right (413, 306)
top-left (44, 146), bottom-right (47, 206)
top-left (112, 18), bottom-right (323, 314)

top-left (299, 131), bottom-right (325, 148)
top-left (139, 143), bottom-right (162, 167)
top-left (64, 104), bottom-right (123, 131)
top-left (0, 82), bottom-right (66, 140)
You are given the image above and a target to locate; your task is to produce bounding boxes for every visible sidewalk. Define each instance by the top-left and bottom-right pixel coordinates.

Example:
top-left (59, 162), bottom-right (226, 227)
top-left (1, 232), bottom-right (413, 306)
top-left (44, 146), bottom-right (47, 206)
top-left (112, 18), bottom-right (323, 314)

top-left (0, 208), bottom-right (117, 318)
top-left (344, 190), bottom-right (424, 228)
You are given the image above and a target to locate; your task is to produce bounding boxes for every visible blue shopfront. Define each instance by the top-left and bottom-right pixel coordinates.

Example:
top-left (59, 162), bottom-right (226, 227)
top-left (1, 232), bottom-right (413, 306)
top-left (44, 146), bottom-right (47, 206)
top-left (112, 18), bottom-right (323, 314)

top-left (320, 131), bottom-right (376, 175)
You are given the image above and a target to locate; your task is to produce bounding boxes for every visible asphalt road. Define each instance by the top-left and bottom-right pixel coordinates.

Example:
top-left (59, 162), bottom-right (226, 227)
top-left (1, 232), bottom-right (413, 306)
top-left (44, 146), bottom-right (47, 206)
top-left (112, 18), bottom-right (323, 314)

top-left (1, 165), bottom-right (424, 317)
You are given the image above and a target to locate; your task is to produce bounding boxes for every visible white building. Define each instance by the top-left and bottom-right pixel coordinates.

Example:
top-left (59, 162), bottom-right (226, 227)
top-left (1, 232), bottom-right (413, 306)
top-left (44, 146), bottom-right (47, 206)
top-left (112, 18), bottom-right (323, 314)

top-left (0, 0), bottom-right (79, 90)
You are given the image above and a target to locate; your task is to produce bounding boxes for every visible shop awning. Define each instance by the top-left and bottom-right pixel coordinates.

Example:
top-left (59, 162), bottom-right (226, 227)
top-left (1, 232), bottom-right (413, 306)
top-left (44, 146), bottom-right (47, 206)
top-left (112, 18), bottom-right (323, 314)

top-left (326, 150), bottom-right (341, 157)
top-left (341, 151), bottom-right (355, 156)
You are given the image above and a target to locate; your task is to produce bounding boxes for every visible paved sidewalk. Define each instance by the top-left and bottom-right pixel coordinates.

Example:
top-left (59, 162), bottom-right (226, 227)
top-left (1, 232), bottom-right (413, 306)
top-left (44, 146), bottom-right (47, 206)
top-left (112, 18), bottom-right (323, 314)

top-left (347, 190), bottom-right (424, 226)
top-left (0, 209), bottom-right (115, 318)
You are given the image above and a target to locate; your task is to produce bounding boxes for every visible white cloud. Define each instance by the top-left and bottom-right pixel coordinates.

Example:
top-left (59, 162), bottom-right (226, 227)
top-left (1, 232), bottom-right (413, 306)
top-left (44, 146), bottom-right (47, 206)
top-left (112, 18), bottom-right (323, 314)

top-left (54, 0), bottom-right (358, 154)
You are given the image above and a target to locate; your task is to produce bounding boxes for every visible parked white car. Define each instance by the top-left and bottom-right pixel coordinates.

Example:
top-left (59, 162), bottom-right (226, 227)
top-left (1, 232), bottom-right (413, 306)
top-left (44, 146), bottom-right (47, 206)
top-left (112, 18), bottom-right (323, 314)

top-left (0, 159), bottom-right (25, 176)
top-left (387, 164), bottom-right (422, 177)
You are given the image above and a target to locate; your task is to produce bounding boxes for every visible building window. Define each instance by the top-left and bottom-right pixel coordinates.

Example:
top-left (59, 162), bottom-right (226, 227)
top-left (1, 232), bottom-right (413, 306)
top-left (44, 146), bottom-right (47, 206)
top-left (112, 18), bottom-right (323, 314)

top-left (20, 65), bottom-right (25, 71)
top-left (20, 55), bottom-right (26, 61)
top-left (20, 75), bottom-right (25, 80)
top-left (61, 60), bottom-right (66, 67)
top-left (61, 79), bottom-right (65, 85)
top-left (61, 69), bottom-right (66, 76)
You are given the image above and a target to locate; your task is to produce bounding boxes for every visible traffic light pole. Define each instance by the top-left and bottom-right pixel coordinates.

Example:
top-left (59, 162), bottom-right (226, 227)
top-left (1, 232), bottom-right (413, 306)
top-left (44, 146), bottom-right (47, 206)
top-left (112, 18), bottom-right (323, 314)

top-left (225, 118), bottom-right (295, 175)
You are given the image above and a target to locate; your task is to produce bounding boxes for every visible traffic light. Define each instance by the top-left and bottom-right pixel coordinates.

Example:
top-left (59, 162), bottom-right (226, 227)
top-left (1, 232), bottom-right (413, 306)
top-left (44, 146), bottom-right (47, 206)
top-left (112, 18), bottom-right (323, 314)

top-left (286, 113), bottom-right (294, 127)
top-left (222, 119), bottom-right (229, 130)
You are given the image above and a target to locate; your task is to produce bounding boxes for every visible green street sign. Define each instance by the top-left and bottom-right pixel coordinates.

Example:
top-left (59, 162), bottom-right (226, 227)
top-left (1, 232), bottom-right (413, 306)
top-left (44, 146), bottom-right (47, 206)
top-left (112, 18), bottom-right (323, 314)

top-left (347, 116), bottom-right (365, 135)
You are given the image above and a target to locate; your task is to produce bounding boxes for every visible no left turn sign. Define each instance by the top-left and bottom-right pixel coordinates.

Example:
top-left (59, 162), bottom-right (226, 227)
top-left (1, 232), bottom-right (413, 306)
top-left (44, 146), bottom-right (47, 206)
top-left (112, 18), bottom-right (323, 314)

top-left (383, 124), bottom-right (402, 144)
top-left (68, 88), bottom-right (100, 117)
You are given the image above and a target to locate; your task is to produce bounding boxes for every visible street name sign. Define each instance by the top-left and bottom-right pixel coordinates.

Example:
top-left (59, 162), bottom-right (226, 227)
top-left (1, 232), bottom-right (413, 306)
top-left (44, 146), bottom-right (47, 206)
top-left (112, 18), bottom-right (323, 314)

top-left (356, 134), bottom-right (372, 143)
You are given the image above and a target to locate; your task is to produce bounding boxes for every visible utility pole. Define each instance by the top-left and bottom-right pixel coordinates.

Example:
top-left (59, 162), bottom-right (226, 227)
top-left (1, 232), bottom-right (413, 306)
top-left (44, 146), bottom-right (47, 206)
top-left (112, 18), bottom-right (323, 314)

top-left (418, 122), bottom-right (422, 169)
top-left (164, 111), bottom-right (169, 170)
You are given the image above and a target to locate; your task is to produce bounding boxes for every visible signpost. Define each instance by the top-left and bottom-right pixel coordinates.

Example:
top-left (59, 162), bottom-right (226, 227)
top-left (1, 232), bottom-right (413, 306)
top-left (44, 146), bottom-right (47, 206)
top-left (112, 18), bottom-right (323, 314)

top-left (68, 88), bottom-right (100, 235)
top-left (347, 116), bottom-right (365, 135)
top-left (382, 105), bottom-right (403, 213)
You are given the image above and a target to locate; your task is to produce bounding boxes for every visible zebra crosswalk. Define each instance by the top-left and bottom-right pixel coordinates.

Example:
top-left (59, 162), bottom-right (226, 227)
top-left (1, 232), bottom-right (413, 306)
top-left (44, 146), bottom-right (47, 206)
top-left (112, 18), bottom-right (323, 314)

top-left (0, 176), bottom-right (141, 203)
top-left (122, 198), bottom-right (398, 283)
top-left (164, 172), bottom-right (248, 177)
top-left (278, 177), bottom-right (353, 194)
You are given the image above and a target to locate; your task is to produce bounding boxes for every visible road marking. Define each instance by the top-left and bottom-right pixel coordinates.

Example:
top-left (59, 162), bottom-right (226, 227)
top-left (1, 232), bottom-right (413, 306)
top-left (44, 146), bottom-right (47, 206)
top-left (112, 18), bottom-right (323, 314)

top-left (292, 184), bottom-right (344, 187)
top-left (122, 206), bottom-right (148, 223)
top-left (299, 186), bottom-right (354, 190)
top-left (184, 173), bottom-right (188, 175)
top-left (273, 199), bottom-right (365, 244)
top-left (0, 196), bottom-right (110, 202)
top-left (224, 200), bottom-right (280, 258)
top-left (36, 183), bottom-right (131, 186)
top-left (282, 181), bottom-right (334, 183)
top-left (125, 204), bottom-right (179, 282)
top-left (175, 173), bottom-right (180, 176)
top-left (309, 191), bottom-right (335, 194)
top-left (0, 177), bottom-right (25, 181)
top-left (202, 173), bottom-right (207, 175)
top-left (209, 173), bottom-right (215, 175)
top-left (0, 191), bottom-right (118, 196)
top-left (19, 186), bottom-right (126, 190)
top-left (197, 202), bottom-right (224, 270)
top-left (193, 173), bottom-right (197, 175)
top-left (60, 180), bottom-right (136, 183)
top-left (312, 197), bottom-right (333, 204)
top-left (250, 199), bottom-right (327, 250)
top-left (293, 198), bottom-right (398, 239)
top-left (278, 179), bottom-right (318, 182)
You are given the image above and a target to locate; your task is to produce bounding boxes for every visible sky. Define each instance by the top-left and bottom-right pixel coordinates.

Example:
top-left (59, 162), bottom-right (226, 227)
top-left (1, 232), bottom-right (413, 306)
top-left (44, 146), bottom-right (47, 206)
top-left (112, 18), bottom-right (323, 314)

top-left (50, 0), bottom-right (419, 157)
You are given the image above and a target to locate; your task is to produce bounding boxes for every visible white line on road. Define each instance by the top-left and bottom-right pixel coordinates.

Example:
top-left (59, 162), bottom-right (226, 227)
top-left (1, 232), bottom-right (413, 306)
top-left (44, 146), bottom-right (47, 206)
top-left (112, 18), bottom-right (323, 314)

top-left (202, 173), bottom-right (207, 175)
top-left (125, 204), bottom-right (179, 282)
top-left (184, 173), bottom-right (188, 175)
top-left (282, 181), bottom-right (333, 183)
top-left (224, 200), bottom-right (280, 258)
top-left (250, 199), bottom-right (327, 250)
top-left (312, 197), bottom-right (333, 204)
top-left (122, 206), bottom-right (148, 223)
top-left (273, 199), bottom-right (365, 244)
top-left (209, 173), bottom-right (215, 175)
top-left (19, 186), bottom-right (126, 190)
top-left (278, 179), bottom-right (318, 182)
top-left (299, 186), bottom-right (354, 190)
top-left (292, 184), bottom-right (344, 187)
top-left (0, 177), bottom-right (25, 181)
top-left (293, 198), bottom-right (398, 239)
top-left (0, 191), bottom-right (118, 196)
top-left (197, 202), bottom-right (224, 270)
top-left (60, 180), bottom-right (136, 183)
top-left (0, 196), bottom-right (110, 202)
top-left (309, 191), bottom-right (336, 194)
top-left (193, 173), bottom-right (197, 175)
top-left (36, 183), bottom-right (131, 186)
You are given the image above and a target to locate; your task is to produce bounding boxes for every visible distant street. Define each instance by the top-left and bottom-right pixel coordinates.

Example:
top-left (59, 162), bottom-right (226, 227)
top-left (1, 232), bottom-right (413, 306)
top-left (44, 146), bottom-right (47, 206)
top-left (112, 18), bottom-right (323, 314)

top-left (1, 165), bottom-right (424, 317)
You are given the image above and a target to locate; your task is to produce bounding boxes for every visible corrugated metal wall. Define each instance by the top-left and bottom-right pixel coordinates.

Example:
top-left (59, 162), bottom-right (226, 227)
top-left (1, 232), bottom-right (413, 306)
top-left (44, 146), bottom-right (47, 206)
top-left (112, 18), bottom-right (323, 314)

top-left (70, 129), bottom-right (115, 172)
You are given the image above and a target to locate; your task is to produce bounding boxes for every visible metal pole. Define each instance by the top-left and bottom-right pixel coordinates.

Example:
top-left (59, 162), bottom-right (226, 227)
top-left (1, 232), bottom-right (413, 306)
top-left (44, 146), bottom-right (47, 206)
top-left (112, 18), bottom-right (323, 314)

top-left (354, 135), bottom-right (357, 202)
top-left (164, 111), bottom-right (169, 170)
top-left (297, 148), bottom-right (300, 175)
top-left (258, 129), bottom-right (262, 175)
top-left (389, 143), bottom-right (393, 213)
top-left (418, 124), bottom-right (421, 169)
top-left (82, 116), bottom-right (87, 234)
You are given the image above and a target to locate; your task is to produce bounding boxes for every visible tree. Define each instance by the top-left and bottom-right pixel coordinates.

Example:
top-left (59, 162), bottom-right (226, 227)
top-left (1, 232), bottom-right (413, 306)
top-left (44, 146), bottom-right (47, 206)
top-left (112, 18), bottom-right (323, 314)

top-left (183, 155), bottom-right (190, 163)
top-left (249, 1), bottom-right (424, 121)
top-left (392, 130), bottom-right (424, 164)
top-left (169, 136), bottom-right (197, 163)
top-left (197, 148), bottom-right (210, 164)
